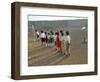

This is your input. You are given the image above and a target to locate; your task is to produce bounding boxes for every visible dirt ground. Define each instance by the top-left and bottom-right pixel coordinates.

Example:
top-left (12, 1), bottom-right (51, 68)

top-left (28, 29), bottom-right (87, 66)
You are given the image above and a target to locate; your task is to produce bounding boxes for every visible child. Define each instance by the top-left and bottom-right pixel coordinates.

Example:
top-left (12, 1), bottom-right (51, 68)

top-left (48, 33), bottom-right (51, 46)
top-left (40, 31), bottom-right (45, 45)
top-left (51, 32), bottom-right (55, 46)
top-left (60, 31), bottom-right (65, 54)
top-left (64, 31), bottom-right (71, 56)
top-left (45, 32), bottom-right (48, 47)
top-left (56, 32), bottom-right (61, 52)
top-left (50, 31), bottom-right (53, 44)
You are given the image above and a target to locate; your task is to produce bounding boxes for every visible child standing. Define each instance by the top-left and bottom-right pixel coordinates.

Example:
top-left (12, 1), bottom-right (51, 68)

top-left (60, 31), bottom-right (65, 54)
top-left (45, 32), bottom-right (48, 47)
top-left (51, 32), bottom-right (55, 46)
top-left (56, 32), bottom-right (61, 52)
top-left (48, 33), bottom-right (51, 46)
top-left (40, 31), bottom-right (45, 45)
top-left (64, 31), bottom-right (71, 56)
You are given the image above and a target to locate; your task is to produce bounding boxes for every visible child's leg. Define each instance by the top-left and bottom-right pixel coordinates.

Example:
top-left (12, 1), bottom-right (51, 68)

top-left (61, 42), bottom-right (64, 53)
top-left (56, 46), bottom-right (60, 52)
top-left (54, 41), bottom-right (56, 50)
top-left (43, 38), bottom-right (45, 45)
top-left (66, 44), bottom-right (70, 55)
top-left (41, 38), bottom-right (43, 45)
top-left (63, 44), bottom-right (66, 55)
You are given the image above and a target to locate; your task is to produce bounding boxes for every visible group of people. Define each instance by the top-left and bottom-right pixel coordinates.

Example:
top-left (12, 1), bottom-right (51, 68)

top-left (35, 30), bottom-right (71, 56)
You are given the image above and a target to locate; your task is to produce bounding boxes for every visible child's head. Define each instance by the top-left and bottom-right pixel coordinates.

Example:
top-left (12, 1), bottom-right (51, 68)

top-left (45, 32), bottom-right (47, 34)
top-left (60, 30), bottom-right (63, 33)
top-left (56, 32), bottom-right (59, 36)
top-left (66, 31), bottom-right (69, 35)
top-left (41, 30), bottom-right (43, 33)
top-left (52, 32), bottom-right (54, 35)
top-left (61, 32), bottom-right (64, 36)
top-left (60, 30), bottom-right (64, 36)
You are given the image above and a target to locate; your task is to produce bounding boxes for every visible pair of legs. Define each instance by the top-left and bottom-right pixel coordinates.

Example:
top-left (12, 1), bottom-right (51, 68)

top-left (61, 42), bottom-right (70, 56)
top-left (36, 35), bottom-right (40, 42)
top-left (56, 45), bottom-right (61, 52)
top-left (65, 43), bottom-right (70, 55)
top-left (41, 38), bottom-right (45, 45)
top-left (55, 41), bottom-right (61, 52)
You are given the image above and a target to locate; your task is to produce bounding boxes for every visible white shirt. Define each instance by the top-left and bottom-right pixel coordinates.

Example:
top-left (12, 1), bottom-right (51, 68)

top-left (61, 36), bottom-right (65, 42)
top-left (64, 35), bottom-right (71, 44)
top-left (36, 31), bottom-right (39, 35)
top-left (40, 33), bottom-right (45, 38)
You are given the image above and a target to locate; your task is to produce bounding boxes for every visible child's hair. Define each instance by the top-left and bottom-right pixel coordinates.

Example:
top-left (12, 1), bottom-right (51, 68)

top-left (60, 30), bottom-right (64, 36)
top-left (61, 32), bottom-right (64, 36)
top-left (60, 30), bottom-right (63, 33)
top-left (56, 32), bottom-right (59, 36)
top-left (45, 32), bottom-right (47, 34)
top-left (66, 31), bottom-right (69, 35)
top-left (41, 30), bottom-right (43, 33)
top-left (52, 32), bottom-right (54, 35)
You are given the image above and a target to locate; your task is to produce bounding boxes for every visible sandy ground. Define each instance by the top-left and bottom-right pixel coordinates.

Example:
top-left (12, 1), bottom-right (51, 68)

top-left (28, 29), bottom-right (87, 66)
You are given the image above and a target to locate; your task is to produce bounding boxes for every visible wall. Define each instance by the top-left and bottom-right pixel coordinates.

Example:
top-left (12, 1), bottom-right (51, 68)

top-left (0, 0), bottom-right (100, 82)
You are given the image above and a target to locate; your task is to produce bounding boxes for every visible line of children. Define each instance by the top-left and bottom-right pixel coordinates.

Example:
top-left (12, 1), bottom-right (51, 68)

top-left (36, 30), bottom-right (71, 56)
